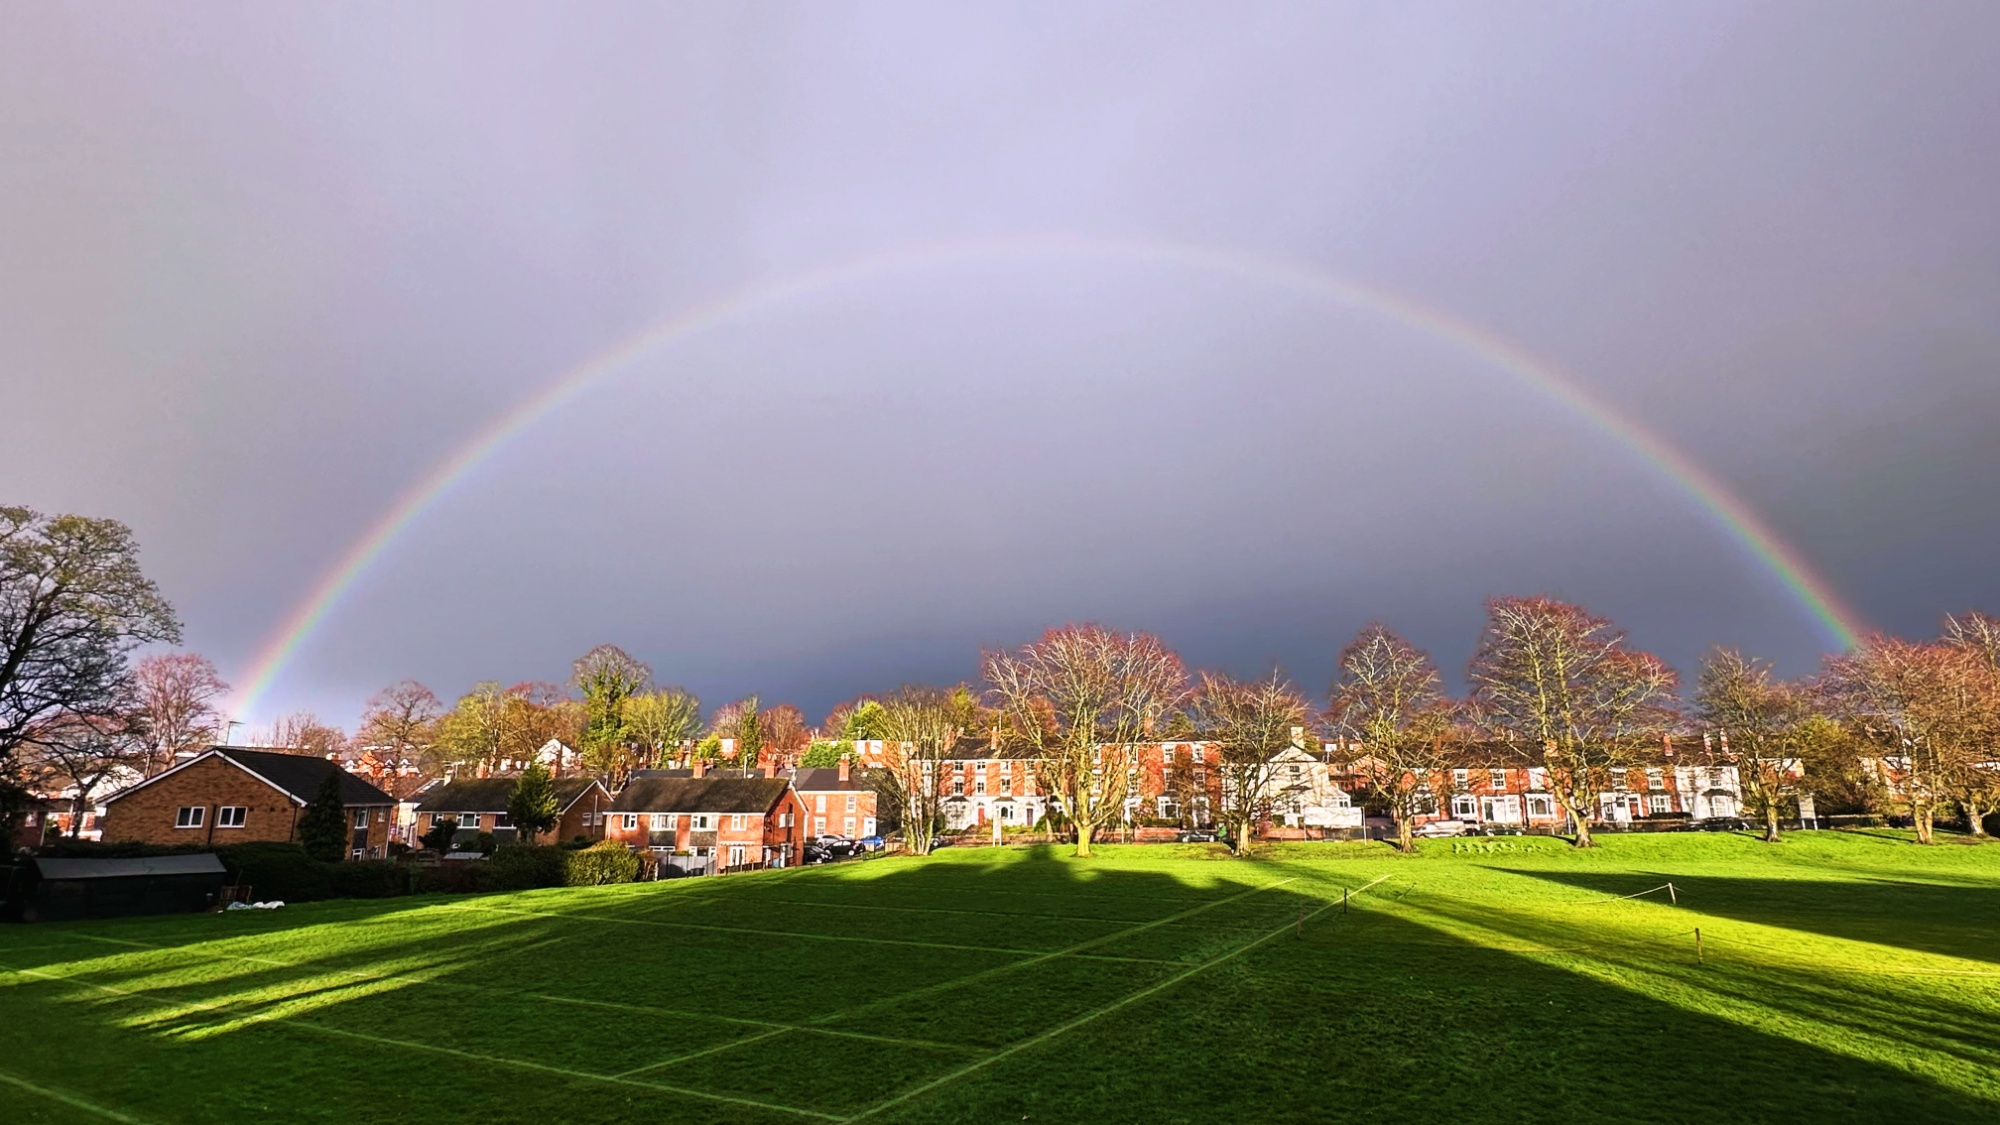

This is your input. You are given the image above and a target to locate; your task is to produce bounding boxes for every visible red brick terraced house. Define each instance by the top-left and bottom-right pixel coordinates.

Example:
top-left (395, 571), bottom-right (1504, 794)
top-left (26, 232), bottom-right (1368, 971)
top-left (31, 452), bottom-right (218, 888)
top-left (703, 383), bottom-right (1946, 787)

top-left (1372, 737), bottom-right (1744, 833)
top-left (100, 747), bottom-right (398, 858)
top-left (792, 757), bottom-right (878, 840)
top-left (414, 777), bottom-right (612, 844)
top-left (604, 769), bottom-right (808, 870)
top-left (937, 736), bottom-right (1047, 832)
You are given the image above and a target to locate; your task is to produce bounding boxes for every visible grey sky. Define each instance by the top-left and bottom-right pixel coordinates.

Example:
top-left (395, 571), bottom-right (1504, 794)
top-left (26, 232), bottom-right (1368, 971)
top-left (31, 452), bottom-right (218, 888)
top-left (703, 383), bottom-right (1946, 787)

top-left (3, 2), bottom-right (1996, 730)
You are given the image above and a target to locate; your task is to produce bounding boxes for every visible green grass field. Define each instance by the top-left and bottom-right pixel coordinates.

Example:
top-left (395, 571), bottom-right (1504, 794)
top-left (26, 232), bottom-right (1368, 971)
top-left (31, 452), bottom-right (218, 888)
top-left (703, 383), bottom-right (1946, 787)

top-left (3, 832), bottom-right (1998, 1123)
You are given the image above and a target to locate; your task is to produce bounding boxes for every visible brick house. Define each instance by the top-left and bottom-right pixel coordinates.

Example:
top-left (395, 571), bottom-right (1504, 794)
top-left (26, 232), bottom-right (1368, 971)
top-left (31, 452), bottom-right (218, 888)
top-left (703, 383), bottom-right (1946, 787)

top-left (1373, 737), bottom-right (1744, 832)
top-left (938, 736), bottom-right (1047, 832)
top-left (604, 768), bottom-right (808, 869)
top-left (414, 777), bottom-right (612, 844)
top-left (100, 747), bottom-right (398, 858)
top-left (792, 758), bottom-right (878, 839)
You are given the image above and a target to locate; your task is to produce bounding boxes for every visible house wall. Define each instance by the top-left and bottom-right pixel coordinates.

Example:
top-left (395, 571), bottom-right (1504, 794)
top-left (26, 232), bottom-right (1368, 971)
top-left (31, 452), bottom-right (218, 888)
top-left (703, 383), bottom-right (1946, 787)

top-left (101, 757), bottom-right (396, 856)
top-left (102, 757), bottom-right (302, 847)
top-left (797, 787), bottom-right (878, 838)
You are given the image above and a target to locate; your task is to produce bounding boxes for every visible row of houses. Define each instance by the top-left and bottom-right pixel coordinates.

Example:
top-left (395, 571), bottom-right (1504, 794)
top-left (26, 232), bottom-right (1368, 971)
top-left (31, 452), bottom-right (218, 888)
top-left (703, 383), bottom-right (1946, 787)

top-left (50, 727), bottom-right (1761, 861)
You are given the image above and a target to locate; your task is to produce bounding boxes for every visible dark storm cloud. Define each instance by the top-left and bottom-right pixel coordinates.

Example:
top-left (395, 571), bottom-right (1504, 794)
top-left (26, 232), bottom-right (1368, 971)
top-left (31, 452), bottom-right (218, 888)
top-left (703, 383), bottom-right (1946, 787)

top-left (2, 1), bottom-right (1995, 727)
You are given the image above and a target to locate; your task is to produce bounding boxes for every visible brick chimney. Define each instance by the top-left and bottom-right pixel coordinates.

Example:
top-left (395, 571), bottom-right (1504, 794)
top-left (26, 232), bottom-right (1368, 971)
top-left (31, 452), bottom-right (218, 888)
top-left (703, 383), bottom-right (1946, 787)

top-left (693, 758), bottom-right (707, 778)
top-left (761, 759), bottom-right (776, 779)
top-left (837, 755), bottom-right (851, 783)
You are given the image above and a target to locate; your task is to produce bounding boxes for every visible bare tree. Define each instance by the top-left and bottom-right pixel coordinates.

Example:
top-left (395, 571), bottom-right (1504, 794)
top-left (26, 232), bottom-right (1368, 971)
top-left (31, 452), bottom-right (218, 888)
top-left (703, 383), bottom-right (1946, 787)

top-left (1468, 597), bottom-right (1679, 847)
top-left (874, 685), bottom-right (974, 856)
top-left (357, 680), bottom-right (441, 772)
top-left (267, 711), bottom-right (347, 757)
top-left (1191, 670), bottom-right (1312, 854)
top-left (1328, 624), bottom-right (1455, 852)
top-left (1819, 636), bottom-right (1965, 845)
top-left (624, 687), bottom-right (703, 770)
top-left (1942, 612), bottom-right (2000, 836)
top-left (22, 712), bottom-right (151, 836)
top-left (131, 653), bottom-right (229, 773)
top-left (0, 507), bottom-right (179, 771)
top-left (761, 704), bottom-right (809, 762)
top-left (1694, 648), bottom-right (1813, 842)
top-left (984, 625), bottom-right (1189, 857)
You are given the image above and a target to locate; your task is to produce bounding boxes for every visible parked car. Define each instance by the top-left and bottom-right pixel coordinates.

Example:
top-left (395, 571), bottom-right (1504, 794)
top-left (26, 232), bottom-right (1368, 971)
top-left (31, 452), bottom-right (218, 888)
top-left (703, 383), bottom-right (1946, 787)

top-left (1413, 819), bottom-right (1471, 838)
top-left (1177, 829), bottom-right (1218, 843)
top-left (857, 835), bottom-right (885, 851)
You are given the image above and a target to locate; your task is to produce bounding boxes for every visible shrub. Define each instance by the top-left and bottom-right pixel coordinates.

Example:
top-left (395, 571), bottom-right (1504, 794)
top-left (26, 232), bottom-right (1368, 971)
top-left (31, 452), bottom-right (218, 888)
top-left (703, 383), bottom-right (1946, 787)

top-left (564, 841), bottom-right (640, 886)
top-left (214, 843), bottom-right (332, 902)
top-left (480, 845), bottom-right (566, 891)
top-left (470, 831), bottom-right (499, 857)
top-left (327, 860), bottom-right (409, 899)
top-left (420, 819), bottom-right (458, 853)
top-left (297, 773), bottom-right (349, 862)
top-left (558, 835), bottom-right (593, 851)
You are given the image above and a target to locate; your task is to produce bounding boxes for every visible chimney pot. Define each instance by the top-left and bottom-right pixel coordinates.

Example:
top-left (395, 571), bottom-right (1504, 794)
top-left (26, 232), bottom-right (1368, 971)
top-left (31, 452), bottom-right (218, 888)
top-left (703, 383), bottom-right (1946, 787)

top-left (837, 755), bottom-right (851, 783)
top-left (693, 758), bottom-right (707, 778)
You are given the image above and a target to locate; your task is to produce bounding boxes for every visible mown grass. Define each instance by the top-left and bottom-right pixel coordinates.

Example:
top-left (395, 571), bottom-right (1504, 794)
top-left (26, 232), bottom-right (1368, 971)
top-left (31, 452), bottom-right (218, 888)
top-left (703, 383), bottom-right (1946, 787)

top-left (2, 831), bottom-right (1996, 1123)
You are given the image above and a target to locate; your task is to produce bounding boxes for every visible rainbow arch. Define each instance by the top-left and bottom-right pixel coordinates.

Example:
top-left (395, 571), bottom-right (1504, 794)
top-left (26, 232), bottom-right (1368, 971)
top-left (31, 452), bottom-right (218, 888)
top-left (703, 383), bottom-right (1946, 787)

top-left (230, 233), bottom-right (1866, 718)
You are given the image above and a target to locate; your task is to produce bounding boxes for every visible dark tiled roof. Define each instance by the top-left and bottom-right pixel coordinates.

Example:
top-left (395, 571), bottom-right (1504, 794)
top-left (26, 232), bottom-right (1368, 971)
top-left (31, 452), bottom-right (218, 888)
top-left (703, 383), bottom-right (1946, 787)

top-left (217, 747), bottom-right (395, 805)
top-left (792, 767), bottom-right (863, 792)
top-left (609, 776), bottom-right (791, 815)
top-left (630, 768), bottom-right (694, 780)
top-left (416, 777), bottom-right (604, 814)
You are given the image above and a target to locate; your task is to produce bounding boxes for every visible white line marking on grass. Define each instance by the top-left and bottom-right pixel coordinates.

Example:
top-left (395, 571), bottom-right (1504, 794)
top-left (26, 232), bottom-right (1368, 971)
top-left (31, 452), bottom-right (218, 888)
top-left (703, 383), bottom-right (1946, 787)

top-left (2, 964), bottom-right (845, 1122)
top-left (0, 1068), bottom-right (150, 1123)
top-left (455, 901), bottom-right (1119, 959)
top-left (63, 932), bottom-right (983, 1054)
top-left (805, 878), bottom-right (1302, 1030)
top-left (613, 1027), bottom-right (788, 1078)
top-left (846, 875), bottom-right (1390, 1122)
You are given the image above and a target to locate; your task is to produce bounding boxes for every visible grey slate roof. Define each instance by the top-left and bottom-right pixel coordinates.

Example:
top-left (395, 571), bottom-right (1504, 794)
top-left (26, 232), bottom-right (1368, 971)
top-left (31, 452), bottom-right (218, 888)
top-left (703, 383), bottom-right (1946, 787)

top-left (416, 777), bottom-right (605, 814)
top-left (35, 854), bottom-right (227, 880)
top-left (792, 767), bottom-right (863, 792)
top-left (609, 775), bottom-right (791, 815)
top-left (216, 747), bottom-right (397, 806)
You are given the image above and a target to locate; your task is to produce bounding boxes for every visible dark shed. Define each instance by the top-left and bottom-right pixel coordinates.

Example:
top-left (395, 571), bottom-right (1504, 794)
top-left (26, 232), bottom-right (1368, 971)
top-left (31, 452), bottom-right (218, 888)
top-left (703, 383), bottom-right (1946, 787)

top-left (19, 854), bottom-right (228, 922)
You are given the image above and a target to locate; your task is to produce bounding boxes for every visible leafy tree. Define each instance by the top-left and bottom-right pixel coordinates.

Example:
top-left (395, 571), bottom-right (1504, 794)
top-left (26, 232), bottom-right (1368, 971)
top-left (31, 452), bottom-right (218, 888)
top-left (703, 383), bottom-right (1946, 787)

top-left (624, 688), bottom-right (702, 769)
top-left (1329, 624), bottom-right (1456, 852)
top-left (507, 760), bottom-right (559, 844)
top-left (573, 645), bottom-right (651, 775)
top-left (825, 698), bottom-right (887, 740)
top-left (298, 772), bottom-right (349, 862)
top-left (800, 741), bottom-right (848, 768)
top-left (985, 625), bottom-right (1190, 857)
top-left (21, 711), bottom-right (150, 836)
top-left (694, 734), bottom-right (724, 762)
top-left (729, 696), bottom-right (765, 770)
top-left (1819, 636), bottom-right (1969, 845)
top-left (433, 683), bottom-right (508, 773)
top-left (1468, 597), bottom-right (1678, 848)
top-left (0, 507), bottom-right (179, 773)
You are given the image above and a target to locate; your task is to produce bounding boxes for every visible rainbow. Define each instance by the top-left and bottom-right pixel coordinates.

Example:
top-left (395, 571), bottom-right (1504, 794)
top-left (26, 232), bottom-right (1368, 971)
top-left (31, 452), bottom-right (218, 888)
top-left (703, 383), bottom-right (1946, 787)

top-left (230, 233), bottom-right (1866, 719)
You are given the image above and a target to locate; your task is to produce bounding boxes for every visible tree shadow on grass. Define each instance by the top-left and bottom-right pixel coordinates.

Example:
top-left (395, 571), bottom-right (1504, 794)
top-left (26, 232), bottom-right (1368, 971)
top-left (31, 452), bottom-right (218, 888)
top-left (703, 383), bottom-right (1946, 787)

top-left (1491, 867), bottom-right (2000, 965)
top-left (7, 853), bottom-right (1997, 1123)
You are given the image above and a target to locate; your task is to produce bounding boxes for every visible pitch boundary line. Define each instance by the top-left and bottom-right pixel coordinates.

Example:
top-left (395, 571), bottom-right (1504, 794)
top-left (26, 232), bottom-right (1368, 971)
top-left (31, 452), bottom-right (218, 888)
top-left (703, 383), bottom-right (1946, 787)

top-left (0, 1068), bottom-right (151, 1124)
top-left (846, 874), bottom-right (1391, 1122)
top-left (1, 963), bottom-right (844, 1122)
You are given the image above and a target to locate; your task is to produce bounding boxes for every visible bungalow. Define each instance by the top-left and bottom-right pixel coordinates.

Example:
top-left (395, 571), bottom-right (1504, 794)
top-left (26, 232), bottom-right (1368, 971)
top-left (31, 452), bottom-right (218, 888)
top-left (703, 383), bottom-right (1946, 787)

top-left (414, 777), bottom-right (612, 844)
top-left (100, 746), bottom-right (397, 858)
top-left (604, 770), bottom-right (808, 870)
top-left (792, 757), bottom-right (878, 840)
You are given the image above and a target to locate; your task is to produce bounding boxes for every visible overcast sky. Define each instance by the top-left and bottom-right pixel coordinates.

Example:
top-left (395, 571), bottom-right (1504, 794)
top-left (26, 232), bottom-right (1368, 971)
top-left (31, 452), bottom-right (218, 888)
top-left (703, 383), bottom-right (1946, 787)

top-left (3, 1), bottom-right (1996, 731)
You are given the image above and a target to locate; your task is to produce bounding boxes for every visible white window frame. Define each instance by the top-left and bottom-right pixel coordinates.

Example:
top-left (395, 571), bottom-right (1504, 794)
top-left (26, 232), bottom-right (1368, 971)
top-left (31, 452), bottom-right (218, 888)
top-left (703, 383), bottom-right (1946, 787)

top-left (216, 806), bottom-right (247, 829)
top-left (622, 814), bottom-right (638, 831)
top-left (352, 809), bottom-right (370, 829)
top-left (457, 812), bottom-right (479, 829)
top-left (730, 814), bottom-right (745, 830)
top-left (175, 806), bottom-right (205, 829)
top-left (694, 814), bottom-right (711, 830)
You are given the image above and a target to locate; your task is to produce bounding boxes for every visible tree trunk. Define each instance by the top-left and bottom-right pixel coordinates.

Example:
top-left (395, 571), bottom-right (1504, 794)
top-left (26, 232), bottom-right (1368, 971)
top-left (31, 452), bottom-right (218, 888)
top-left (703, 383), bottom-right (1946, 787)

top-left (1567, 802), bottom-right (1593, 848)
top-left (1237, 819), bottom-right (1254, 856)
top-left (1763, 802), bottom-right (1782, 843)
top-left (1396, 815), bottom-right (1414, 853)
top-left (1914, 803), bottom-right (1935, 845)
top-left (1075, 821), bottom-right (1093, 858)
top-left (1962, 800), bottom-right (1988, 837)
